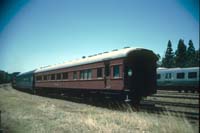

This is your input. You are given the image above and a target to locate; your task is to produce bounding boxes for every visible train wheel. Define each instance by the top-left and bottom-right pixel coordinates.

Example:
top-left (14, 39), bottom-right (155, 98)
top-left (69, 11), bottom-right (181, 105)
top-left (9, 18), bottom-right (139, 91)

top-left (184, 90), bottom-right (188, 93)
top-left (178, 90), bottom-right (182, 93)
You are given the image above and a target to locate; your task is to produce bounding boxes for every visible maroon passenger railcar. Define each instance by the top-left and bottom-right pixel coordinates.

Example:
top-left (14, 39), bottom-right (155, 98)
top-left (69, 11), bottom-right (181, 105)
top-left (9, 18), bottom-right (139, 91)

top-left (34, 47), bottom-right (158, 103)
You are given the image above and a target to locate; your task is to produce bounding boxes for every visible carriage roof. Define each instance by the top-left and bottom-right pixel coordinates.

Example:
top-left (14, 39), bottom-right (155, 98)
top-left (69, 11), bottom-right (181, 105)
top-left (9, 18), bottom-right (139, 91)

top-left (157, 67), bottom-right (199, 73)
top-left (35, 47), bottom-right (147, 73)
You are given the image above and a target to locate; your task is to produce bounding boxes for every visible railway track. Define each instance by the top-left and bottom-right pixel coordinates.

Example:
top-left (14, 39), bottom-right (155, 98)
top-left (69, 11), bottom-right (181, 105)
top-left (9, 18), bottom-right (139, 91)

top-left (140, 102), bottom-right (199, 120)
top-left (157, 90), bottom-right (199, 96)
top-left (44, 92), bottom-right (199, 121)
top-left (11, 84), bottom-right (199, 122)
top-left (143, 100), bottom-right (199, 108)
top-left (152, 94), bottom-right (199, 100)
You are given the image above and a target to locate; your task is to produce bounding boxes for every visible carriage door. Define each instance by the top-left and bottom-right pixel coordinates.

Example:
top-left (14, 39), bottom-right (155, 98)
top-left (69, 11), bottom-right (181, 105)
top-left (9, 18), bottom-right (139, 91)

top-left (104, 61), bottom-right (111, 89)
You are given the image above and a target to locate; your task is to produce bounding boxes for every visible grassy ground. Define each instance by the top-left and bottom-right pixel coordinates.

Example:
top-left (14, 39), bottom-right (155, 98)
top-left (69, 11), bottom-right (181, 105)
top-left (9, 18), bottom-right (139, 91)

top-left (0, 84), bottom-right (198, 133)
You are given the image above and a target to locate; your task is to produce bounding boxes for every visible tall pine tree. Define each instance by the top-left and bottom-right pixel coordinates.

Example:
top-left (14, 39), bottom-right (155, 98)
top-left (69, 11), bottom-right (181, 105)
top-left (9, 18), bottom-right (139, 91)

top-left (186, 40), bottom-right (196, 67)
top-left (194, 48), bottom-right (199, 67)
top-left (175, 39), bottom-right (187, 67)
top-left (162, 40), bottom-right (175, 68)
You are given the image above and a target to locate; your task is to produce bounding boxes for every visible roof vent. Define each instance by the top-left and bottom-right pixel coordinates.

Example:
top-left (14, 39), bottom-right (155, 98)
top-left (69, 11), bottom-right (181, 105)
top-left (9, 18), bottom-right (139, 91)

top-left (82, 56), bottom-right (86, 58)
top-left (104, 51), bottom-right (108, 53)
top-left (123, 46), bottom-right (130, 49)
top-left (112, 49), bottom-right (118, 51)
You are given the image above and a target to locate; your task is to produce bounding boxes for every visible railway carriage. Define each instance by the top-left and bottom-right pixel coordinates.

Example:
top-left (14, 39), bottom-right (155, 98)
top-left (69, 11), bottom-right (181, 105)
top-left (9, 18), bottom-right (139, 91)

top-left (34, 47), bottom-right (158, 103)
top-left (14, 70), bottom-right (35, 92)
top-left (157, 67), bottom-right (199, 93)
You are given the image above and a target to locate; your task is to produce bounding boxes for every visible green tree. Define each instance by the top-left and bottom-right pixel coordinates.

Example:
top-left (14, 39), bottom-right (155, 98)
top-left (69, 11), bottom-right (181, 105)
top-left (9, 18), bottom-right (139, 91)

top-left (175, 39), bottom-right (187, 67)
top-left (156, 54), bottom-right (161, 67)
top-left (194, 48), bottom-right (199, 67)
top-left (162, 40), bottom-right (175, 68)
top-left (186, 40), bottom-right (196, 67)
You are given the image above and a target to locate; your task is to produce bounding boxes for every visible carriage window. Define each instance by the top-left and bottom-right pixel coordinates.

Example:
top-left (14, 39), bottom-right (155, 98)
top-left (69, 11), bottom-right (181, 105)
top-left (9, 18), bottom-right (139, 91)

top-left (87, 70), bottom-right (92, 79)
top-left (128, 68), bottom-right (132, 77)
top-left (97, 68), bottom-right (102, 78)
top-left (165, 73), bottom-right (172, 79)
top-left (56, 73), bottom-right (61, 80)
top-left (36, 76), bottom-right (42, 81)
top-left (73, 72), bottom-right (77, 80)
top-left (113, 65), bottom-right (120, 78)
top-left (188, 72), bottom-right (197, 79)
top-left (51, 74), bottom-right (55, 80)
top-left (63, 72), bottom-right (68, 79)
top-left (80, 69), bottom-right (92, 79)
top-left (176, 73), bottom-right (185, 79)
top-left (80, 70), bottom-right (84, 79)
top-left (48, 75), bottom-right (50, 80)
top-left (157, 74), bottom-right (161, 79)
top-left (169, 73), bottom-right (171, 79)
top-left (43, 75), bottom-right (47, 80)
top-left (165, 73), bottom-right (167, 79)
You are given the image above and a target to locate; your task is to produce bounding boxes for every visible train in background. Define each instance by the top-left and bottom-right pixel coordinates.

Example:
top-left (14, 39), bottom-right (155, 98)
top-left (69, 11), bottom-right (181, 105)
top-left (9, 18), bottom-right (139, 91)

top-left (12, 47), bottom-right (158, 105)
top-left (157, 67), bottom-right (199, 93)
top-left (12, 70), bottom-right (35, 92)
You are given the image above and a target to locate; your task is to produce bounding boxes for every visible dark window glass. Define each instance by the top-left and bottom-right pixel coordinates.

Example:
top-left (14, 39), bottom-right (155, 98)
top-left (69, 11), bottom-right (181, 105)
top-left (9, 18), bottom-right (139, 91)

top-left (73, 72), bottom-right (77, 80)
top-left (188, 72), bottom-right (197, 79)
top-left (51, 74), bottom-right (55, 80)
top-left (165, 74), bottom-right (168, 79)
top-left (97, 68), bottom-right (102, 78)
top-left (36, 76), bottom-right (42, 81)
top-left (63, 72), bottom-right (68, 79)
top-left (56, 73), bottom-right (61, 80)
top-left (176, 73), bottom-right (185, 79)
top-left (43, 75), bottom-right (47, 80)
top-left (169, 73), bottom-right (171, 79)
top-left (105, 64), bottom-right (110, 76)
top-left (157, 74), bottom-right (161, 79)
top-left (113, 65), bottom-right (120, 78)
top-left (48, 74), bottom-right (51, 80)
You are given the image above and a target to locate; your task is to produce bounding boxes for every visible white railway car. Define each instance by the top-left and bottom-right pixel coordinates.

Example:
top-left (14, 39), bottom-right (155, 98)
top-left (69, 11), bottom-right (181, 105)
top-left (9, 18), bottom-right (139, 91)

top-left (157, 67), bottom-right (199, 93)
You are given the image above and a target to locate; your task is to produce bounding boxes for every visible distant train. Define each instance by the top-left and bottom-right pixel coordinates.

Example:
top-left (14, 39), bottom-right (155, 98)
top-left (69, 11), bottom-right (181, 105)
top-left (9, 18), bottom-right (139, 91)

top-left (157, 67), bottom-right (199, 93)
top-left (12, 47), bottom-right (158, 105)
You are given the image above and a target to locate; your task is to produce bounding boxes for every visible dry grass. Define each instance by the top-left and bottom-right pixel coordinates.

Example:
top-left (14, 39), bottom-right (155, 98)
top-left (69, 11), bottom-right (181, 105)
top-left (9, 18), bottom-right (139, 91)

top-left (0, 84), bottom-right (198, 133)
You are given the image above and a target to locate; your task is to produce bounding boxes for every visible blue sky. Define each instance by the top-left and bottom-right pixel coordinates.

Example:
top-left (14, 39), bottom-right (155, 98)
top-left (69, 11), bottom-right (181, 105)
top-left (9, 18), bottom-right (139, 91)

top-left (0, 0), bottom-right (199, 73)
